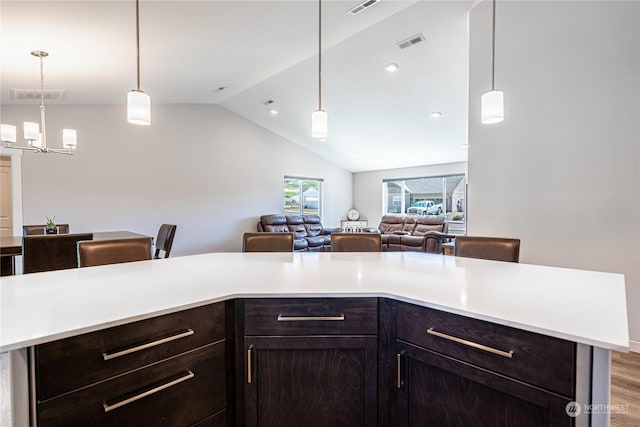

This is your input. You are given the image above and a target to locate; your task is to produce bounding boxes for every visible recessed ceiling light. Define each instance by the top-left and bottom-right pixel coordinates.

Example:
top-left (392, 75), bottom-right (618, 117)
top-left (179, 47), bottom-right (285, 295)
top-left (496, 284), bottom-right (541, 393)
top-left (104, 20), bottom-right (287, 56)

top-left (385, 63), bottom-right (399, 72)
top-left (431, 111), bottom-right (443, 118)
top-left (269, 109), bottom-right (279, 115)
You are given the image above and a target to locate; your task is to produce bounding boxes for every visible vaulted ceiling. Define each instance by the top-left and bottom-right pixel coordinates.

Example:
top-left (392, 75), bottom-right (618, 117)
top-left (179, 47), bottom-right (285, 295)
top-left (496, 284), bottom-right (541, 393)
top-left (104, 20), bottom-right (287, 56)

top-left (1, 0), bottom-right (471, 172)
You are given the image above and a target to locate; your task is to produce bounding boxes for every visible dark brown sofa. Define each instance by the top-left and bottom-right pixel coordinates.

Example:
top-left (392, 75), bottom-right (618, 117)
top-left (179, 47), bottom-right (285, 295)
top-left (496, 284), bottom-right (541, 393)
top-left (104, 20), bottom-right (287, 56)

top-left (368, 214), bottom-right (453, 253)
top-left (257, 214), bottom-right (342, 252)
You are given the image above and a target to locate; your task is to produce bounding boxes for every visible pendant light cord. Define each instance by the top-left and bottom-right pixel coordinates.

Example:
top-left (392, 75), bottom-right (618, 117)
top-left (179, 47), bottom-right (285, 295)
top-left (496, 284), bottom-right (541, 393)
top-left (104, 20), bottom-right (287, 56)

top-left (135, 0), bottom-right (141, 91)
top-left (490, 0), bottom-right (496, 91)
top-left (318, 0), bottom-right (322, 110)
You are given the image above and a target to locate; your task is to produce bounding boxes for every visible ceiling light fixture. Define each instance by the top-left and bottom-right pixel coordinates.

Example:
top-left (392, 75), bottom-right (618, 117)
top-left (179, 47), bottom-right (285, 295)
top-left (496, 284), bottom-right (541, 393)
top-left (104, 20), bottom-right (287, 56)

top-left (1, 51), bottom-right (77, 154)
top-left (385, 63), bottom-right (399, 72)
top-left (481, 0), bottom-right (504, 124)
top-left (431, 111), bottom-right (443, 118)
top-left (311, 0), bottom-right (328, 140)
top-left (269, 109), bottom-right (279, 116)
top-left (127, 0), bottom-right (151, 125)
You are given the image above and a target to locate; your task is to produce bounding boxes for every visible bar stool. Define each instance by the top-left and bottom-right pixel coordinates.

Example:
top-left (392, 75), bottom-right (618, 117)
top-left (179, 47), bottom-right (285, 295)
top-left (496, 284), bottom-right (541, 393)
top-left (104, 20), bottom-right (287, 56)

top-left (454, 236), bottom-right (520, 263)
top-left (242, 232), bottom-right (294, 252)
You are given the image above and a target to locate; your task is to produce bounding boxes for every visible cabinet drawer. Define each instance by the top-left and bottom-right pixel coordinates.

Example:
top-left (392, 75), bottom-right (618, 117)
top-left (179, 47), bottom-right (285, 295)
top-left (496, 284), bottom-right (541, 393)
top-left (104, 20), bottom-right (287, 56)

top-left (395, 301), bottom-right (575, 397)
top-left (36, 302), bottom-right (225, 400)
top-left (37, 342), bottom-right (226, 427)
top-left (191, 409), bottom-right (226, 427)
top-left (244, 298), bottom-right (378, 335)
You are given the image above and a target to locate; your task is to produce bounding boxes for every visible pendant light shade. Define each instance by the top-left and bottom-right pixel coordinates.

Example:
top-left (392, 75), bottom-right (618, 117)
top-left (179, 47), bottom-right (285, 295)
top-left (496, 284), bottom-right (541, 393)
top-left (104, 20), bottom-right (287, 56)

top-left (481, 0), bottom-right (504, 124)
top-left (1, 125), bottom-right (16, 143)
top-left (127, 90), bottom-right (151, 125)
top-left (127, 0), bottom-right (151, 125)
top-left (481, 90), bottom-right (504, 124)
top-left (311, 109), bottom-right (328, 139)
top-left (23, 122), bottom-right (39, 141)
top-left (63, 129), bottom-right (78, 149)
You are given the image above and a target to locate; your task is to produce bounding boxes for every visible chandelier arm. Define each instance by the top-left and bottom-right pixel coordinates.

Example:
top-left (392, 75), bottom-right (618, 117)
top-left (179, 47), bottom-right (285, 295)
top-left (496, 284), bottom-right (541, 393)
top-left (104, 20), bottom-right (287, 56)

top-left (3, 144), bottom-right (38, 152)
top-left (48, 148), bottom-right (75, 155)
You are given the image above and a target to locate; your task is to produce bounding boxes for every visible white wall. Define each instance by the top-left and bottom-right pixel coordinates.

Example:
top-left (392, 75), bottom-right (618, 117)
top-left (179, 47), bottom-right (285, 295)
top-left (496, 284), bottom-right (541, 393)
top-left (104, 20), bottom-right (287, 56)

top-left (353, 162), bottom-right (467, 228)
top-left (0, 104), bottom-right (352, 255)
top-left (468, 1), bottom-right (640, 344)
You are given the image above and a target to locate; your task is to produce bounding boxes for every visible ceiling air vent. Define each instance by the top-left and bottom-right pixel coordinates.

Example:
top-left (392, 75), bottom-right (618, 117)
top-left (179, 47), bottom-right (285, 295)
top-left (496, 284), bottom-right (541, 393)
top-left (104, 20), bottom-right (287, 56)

top-left (10, 89), bottom-right (67, 101)
top-left (396, 33), bottom-right (425, 50)
top-left (348, 0), bottom-right (380, 15)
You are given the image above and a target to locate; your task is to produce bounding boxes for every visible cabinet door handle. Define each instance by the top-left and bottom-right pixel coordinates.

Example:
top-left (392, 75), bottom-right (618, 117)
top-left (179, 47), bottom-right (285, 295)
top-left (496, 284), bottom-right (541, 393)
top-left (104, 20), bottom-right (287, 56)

top-left (102, 329), bottom-right (195, 361)
top-left (277, 315), bottom-right (345, 321)
top-left (102, 370), bottom-right (194, 412)
top-left (427, 328), bottom-right (514, 359)
top-left (396, 353), bottom-right (402, 389)
top-left (247, 346), bottom-right (253, 384)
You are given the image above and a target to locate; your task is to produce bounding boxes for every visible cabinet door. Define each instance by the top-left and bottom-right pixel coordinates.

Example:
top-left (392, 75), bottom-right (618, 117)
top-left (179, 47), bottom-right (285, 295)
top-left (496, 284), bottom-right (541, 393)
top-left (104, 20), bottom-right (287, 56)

top-left (393, 340), bottom-right (572, 427)
top-left (244, 336), bottom-right (377, 427)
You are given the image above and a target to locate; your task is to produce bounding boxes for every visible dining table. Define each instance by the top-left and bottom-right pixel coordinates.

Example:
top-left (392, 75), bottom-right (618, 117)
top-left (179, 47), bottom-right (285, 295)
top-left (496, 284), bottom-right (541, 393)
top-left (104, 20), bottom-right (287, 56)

top-left (0, 231), bottom-right (152, 276)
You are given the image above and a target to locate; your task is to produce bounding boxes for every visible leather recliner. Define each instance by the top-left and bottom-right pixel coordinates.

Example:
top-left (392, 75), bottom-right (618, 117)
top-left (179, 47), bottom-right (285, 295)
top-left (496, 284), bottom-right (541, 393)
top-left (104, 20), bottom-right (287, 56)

top-left (400, 216), bottom-right (450, 253)
top-left (368, 214), bottom-right (453, 253)
top-left (257, 214), bottom-right (341, 252)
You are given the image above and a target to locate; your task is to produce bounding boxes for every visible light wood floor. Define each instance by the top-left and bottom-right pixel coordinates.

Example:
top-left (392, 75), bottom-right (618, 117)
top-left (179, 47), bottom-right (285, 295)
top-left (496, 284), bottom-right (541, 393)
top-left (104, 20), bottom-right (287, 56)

top-left (611, 351), bottom-right (640, 426)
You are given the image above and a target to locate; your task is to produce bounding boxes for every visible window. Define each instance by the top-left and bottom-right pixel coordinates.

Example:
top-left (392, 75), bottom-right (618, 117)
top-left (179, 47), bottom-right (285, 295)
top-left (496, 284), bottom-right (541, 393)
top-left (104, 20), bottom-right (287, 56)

top-left (383, 174), bottom-right (466, 234)
top-left (284, 176), bottom-right (323, 216)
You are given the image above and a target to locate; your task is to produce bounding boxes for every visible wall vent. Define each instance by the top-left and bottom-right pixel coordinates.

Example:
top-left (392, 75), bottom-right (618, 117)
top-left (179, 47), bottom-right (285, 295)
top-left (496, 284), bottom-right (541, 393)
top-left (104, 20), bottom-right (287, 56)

top-left (396, 33), bottom-right (425, 50)
top-left (10, 89), bottom-right (67, 101)
top-left (348, 0), bottom-right (380, 15)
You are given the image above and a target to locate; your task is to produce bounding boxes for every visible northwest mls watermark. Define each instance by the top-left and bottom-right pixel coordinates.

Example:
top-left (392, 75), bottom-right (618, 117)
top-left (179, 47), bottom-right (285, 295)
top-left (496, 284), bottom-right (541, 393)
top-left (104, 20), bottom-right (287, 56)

top-left (565, 401), bottom-right (630, 417)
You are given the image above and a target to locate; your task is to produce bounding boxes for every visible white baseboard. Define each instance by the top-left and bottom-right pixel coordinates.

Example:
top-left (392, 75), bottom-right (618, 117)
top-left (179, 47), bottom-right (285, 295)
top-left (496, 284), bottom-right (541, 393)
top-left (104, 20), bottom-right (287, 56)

top-left (629, 339), bottom-right (640, 353)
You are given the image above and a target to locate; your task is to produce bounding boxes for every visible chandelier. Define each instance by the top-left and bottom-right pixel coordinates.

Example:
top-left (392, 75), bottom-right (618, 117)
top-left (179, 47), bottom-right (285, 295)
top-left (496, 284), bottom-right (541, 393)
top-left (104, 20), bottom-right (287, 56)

top-left (1, 51), bottom-right (77, 154)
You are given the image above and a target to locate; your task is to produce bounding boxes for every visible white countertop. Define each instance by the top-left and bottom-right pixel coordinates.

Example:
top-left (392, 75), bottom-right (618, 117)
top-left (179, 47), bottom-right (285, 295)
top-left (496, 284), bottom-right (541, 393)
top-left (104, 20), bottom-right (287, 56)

top-left (0, 252), bottom-right (629, 352)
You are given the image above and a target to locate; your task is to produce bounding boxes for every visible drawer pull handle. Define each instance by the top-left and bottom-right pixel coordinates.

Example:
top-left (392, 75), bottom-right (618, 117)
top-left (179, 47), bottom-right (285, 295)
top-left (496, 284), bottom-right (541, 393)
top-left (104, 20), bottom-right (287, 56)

top-left (426, 328), bottom-right (514, 359)
top-left (102, 370), bottom-right (194, 412)
top-left (396, 353), bottom-right (402, 389)
top-left (247, 346), bottom-right (253, 384)
top-left (277, 315), bottom-right (345, 322)
top-left (102, 329), bottom-right (195, 361)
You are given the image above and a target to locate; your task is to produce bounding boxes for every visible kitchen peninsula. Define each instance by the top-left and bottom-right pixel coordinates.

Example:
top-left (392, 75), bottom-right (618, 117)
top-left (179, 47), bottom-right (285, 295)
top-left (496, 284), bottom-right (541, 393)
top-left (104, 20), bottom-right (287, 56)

top-left (0, 252), bottom-right (629, 426)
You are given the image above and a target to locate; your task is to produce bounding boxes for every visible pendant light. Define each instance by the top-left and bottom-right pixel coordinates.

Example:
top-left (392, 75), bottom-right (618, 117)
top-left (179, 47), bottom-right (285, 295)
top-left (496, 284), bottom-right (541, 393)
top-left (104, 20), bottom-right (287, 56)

top-left (311, 0), bottom-right (328, 139)
top-left (481, 0), bottom-right (504, 124)
top-left (127, 0), bottom-right (151, 125)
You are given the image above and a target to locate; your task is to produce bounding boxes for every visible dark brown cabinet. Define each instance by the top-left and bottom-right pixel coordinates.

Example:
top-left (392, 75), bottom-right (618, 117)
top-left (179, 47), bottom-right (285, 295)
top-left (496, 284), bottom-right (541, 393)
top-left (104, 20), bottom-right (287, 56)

top-left (29, 297), bottom-right (586, 426)
top-left (33, 302), bottom-right (228, 427)
top-left (241, 298), bottom-right (378, 427)
top-left (387, 300), bottom-right (575, 427)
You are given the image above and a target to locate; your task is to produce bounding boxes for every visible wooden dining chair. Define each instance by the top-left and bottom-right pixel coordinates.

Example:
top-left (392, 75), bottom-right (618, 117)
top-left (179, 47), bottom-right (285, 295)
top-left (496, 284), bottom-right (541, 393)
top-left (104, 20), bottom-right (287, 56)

top-left (242, 232), bottom-right (294, 252)
top-left (77, 237), bottom-right (153, 267)
top-left (155, 224), bottom-right (177, 259)
top-left (331, 233), bottom-right (382, 252)
top-left (23, 224), bottom-right (70, 236)
top-left (454, 236), bottom-right (520, 263)
top-left (23, 233), bottom-right (93, 274)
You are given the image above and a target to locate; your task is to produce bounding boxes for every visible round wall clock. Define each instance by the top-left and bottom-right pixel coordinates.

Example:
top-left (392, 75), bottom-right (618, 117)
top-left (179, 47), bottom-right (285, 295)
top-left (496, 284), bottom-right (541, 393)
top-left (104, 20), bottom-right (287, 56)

top-left (347, 209), bottom-right (360, 221)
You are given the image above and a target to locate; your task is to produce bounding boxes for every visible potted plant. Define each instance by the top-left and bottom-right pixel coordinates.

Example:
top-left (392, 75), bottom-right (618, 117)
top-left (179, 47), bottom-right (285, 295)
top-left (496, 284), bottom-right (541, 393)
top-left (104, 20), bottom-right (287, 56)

top-left (45, 216), bottom-right (57, 234)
